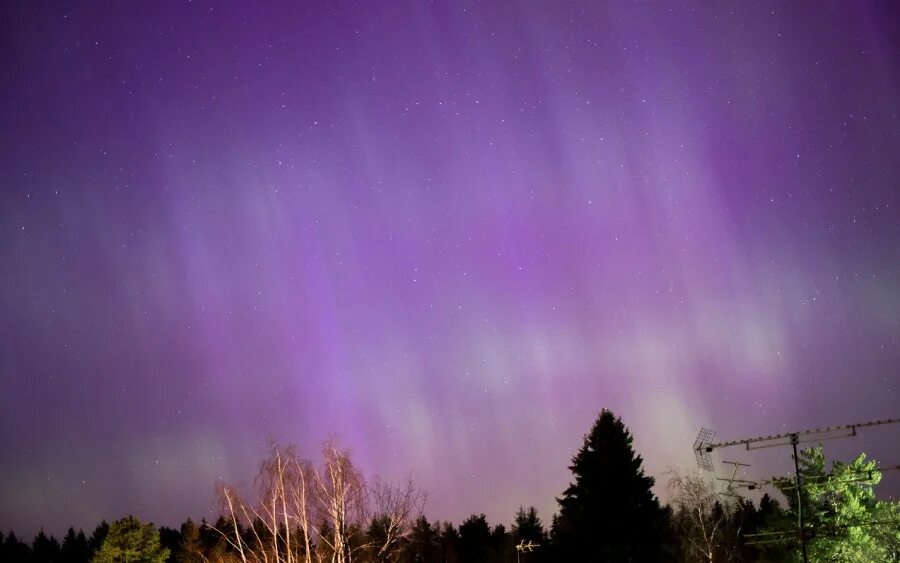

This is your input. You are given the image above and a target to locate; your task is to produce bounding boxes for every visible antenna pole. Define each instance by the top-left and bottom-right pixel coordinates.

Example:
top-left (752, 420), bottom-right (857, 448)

top-left (693, 415), bottom-right (899, 557)
top-left (791, 434), bottom-right (809, 563)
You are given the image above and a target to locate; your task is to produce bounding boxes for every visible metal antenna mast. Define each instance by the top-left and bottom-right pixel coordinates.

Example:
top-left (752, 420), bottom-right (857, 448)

top-left (692, 416), bottom-right (900, 563)
top-left (718, 460), bottom-right (752, 496)
top-left (515, 540), bottom-right (540, 563)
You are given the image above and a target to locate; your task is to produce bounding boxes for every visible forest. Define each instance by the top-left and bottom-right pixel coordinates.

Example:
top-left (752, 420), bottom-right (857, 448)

top-left (2, 410), bottom-right (898, 563)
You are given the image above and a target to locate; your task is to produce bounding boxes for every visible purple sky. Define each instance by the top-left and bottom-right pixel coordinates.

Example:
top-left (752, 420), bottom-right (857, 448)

top-left (2, 1), bottom-right (899, 537)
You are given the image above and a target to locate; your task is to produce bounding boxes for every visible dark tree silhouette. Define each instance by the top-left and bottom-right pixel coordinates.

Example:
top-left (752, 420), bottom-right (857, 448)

top-left (552, 409), bottom-right (669, 562)
top-left (438, 521), bottom-right (460, 563)
top-left (489, 523), bottom-right (511, 563)
top-left (402, 516), bottom-right (440, 562)
top-left (88, 520), bottom-right (109, 559)
top-left (512, 506), bottom-right (548, 563)
top-left (1, 531), bottom-right (32, 563)
top-left (32, 529), bottom-right (61, 563)
top-left (177, 518), bottom-right (204, 563)
top-left (458, 514), bottom-right (492, 563)
top-left (60, 527), bottom-right (90, 563)
top-left (157, 525), bottom-right (181, 563)
top-left (366, 516), bottom-right (398, 562)
top-left (747, 493), bottom-right (790, 562)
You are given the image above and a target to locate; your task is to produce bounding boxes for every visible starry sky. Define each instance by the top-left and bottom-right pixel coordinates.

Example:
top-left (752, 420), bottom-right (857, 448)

top-left (2, 1), bottom-right (899, 537)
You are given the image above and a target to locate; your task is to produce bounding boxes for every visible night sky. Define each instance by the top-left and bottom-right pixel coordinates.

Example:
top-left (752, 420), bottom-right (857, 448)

top-left (2, 1), bottom-right (899, 537)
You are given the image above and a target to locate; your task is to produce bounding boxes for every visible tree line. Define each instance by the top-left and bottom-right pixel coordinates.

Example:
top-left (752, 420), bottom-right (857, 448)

top-left (3, 409), bottom-right (898, 562)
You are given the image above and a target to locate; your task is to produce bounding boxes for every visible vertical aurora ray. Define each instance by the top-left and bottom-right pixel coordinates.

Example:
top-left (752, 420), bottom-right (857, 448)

top-left (1, 1), bottom-right (898, 536)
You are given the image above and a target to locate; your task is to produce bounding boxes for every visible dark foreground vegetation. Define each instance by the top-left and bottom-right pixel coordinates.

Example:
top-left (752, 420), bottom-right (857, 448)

top-left (3, 410), bottom-right (898, 562)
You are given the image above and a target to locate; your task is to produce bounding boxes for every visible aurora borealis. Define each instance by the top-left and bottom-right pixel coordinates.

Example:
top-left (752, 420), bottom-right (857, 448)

top-left (1, 1), bottom-right (899, 536)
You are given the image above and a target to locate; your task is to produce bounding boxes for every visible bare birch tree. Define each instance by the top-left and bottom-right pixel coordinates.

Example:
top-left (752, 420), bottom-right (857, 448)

top-left (667, 469), bottom-right (742, 563)
top-left (313, 439), bottom-right (367, 563)
top-left (212, 438), bottom-right (423, 563)
top-left (212, 444), bottom-right (317, 563)
top-left (364, 477), bottom-right (426, 562)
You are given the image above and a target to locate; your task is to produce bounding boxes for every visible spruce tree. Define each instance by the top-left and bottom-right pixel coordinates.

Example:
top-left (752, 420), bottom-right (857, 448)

top-left (32, 529), bottom-right (61, 563)
top-left (156, 526), bottom-right (181, 563)
top-left (512, 507), bottom-right (548, 563)
top-left (178, 519), bottom-right (204, 563)
top-left (769, 446), bottom-right (900, 562)
top-left (88, 521), bottom-right (109, 559)
top-left (553, 409), bottom-right (667, 562)
top-left (438, 521), bottom-right (460, 563)
top-left (513, 506), bottom-right (547, 545)
top-left (405, 516), bottom-right (440, 562)
top-left (60, 528), bottom-right (91, 563)
top-left (489, 524), bottom-right (511, 563)
top-left (3, 531), bottom-right (32, 563)
top-left (91, 515), bottom-right (169, 563)
top-left (458, 514), bottom-right (492, 563)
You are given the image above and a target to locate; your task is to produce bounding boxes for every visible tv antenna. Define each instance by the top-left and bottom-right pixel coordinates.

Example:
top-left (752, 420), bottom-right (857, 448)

top-left (717, 460), bottom-right (751, 496)
top-left (515, 540), bottom-right (540, 563)
top-left (692, 416), bottom-right (900, 563)
top-left (721, 463), bottom-right (900, 492)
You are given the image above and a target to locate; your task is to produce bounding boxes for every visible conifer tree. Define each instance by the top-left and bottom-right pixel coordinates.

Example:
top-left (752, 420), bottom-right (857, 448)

top-left (458, 514), bottom-right (492, 563)
top-left (178, 519), bottom-right (204, 563)
top-left (156, 526), bottom-right (181, 563)
top-left (404, 516), bottom-right (440, 562)
top-left (88, 521), bottom-right (109, 559)
top-left (769, 446), bottom-right (900, 562)
top-left (32, 529), bottom-right (61, 563)
top-left (512, 507), bottom-right (548, 563)
top-left (2, 531), bottom-right (32, 563)
top-left (552, 409), bottom-right (668, 562)
top-left (438, 521), bottom-right (460, 563)
top-left (61, 527), bottom-right (91, 563)
top-left (91, 515), bottom-right (169, 563)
